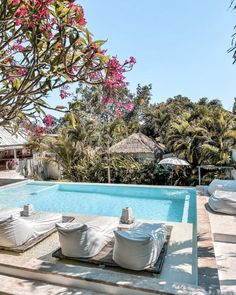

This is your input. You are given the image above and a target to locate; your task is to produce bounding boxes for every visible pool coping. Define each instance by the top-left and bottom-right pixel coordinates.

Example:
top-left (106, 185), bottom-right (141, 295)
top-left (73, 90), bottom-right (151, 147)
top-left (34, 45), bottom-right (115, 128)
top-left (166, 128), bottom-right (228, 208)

top-left (27, 179), bottom-right (196, 190)
top-left (0, 181), bottom-right (205, 294)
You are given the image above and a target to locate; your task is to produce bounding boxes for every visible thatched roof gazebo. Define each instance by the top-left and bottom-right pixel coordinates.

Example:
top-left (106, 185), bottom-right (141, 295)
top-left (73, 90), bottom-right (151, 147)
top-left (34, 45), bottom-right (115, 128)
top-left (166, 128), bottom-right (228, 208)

top-left (109, 132), bottom-right (166, 159)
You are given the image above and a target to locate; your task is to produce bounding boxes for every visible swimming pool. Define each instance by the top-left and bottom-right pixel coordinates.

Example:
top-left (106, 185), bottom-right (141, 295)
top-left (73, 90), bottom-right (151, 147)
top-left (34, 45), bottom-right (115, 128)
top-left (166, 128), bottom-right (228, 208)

top-left (0, 181), bottom-right (196, 223)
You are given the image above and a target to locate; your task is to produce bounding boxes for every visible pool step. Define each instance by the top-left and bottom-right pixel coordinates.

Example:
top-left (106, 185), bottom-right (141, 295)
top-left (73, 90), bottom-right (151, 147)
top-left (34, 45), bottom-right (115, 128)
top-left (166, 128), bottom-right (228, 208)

top-left (0, 273), bottom-right (104, 295)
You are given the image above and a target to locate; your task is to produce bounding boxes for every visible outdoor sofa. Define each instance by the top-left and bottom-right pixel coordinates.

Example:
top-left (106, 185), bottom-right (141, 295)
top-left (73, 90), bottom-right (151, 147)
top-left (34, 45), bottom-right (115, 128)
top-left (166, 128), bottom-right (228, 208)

top-left (55, 219), bottom-right (169, 273)
top-left (208, 179), bottom-right (236, 215)
top-left (0, 207), bottom-right (73, 252)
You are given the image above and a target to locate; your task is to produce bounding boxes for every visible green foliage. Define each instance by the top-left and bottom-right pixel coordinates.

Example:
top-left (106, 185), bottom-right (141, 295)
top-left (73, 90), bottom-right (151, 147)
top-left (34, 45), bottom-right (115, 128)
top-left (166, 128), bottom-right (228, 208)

top-left (39, 86), bottom-right (236, 186)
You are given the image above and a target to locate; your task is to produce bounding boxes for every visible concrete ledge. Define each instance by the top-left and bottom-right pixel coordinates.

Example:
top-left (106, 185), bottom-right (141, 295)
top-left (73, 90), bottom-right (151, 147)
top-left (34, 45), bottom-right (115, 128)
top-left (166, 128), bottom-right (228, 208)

top-left (0, 274), bottom-right (102, 295)
top-left (0, 259), bottom-right (206, 295)
top-left (206, 203), bottom-right (236, 243)
top-left (214, 242), bottom-right (236, 294)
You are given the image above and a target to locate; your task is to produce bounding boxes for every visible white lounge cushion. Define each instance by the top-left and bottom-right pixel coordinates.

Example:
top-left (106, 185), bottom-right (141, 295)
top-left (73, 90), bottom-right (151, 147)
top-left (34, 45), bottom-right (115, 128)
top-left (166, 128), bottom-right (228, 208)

top-left (208, 179), bottom-right (236, 195)
top-left (0, 212), bottom-right (62, 248)
top-left (0, 216), bottom-right (34, 247)
top-left (22, 212), bottom-right (62, 236)
top-left (56, 222), bottom-right (113, 258)
top-left (0, 208), bottom-right (22, 218)
top-left (208, 190), bottom-right (236, 215)
top-left (113, 223), bottom-right (167, 271)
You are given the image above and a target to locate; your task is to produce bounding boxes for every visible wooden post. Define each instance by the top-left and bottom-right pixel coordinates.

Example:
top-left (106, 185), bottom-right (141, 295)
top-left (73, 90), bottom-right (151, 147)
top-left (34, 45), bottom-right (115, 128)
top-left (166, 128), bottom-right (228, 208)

top-left (107, 140), bottom-right (111, 184)
top-left (198, 166), bottom-right (201, 185)
top-left (13, 149), bottom-right (17, 160)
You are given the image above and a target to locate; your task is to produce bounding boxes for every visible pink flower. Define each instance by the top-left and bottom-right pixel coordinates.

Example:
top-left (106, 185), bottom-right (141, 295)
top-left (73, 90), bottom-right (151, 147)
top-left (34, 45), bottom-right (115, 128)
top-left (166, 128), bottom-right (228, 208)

top-left (125, 101), bottom-right (133, 112)
top-left (15, 19), bottom-right (22, 26)
top-left (115, 110), bottom-right (122, 119)
top-left (16, 67), bottom-right (27, 76)
top-left (102, 95), bottom-right (108, 105)
top-left (117, 100), bottom-right (123, 108)
top-left (11, 42), bottom-right (25, 52)
top-left (99, 49), bottom-right (107, 55)
top-left (43, 115), bottom-right (53, 127)
top-left (12, 0), bottom-right (20, 5)
top-left (129, 56), bottom-right (136, 64)
top-left (78, 16), bottom-right (86, 26)
top-left (60, 85), bottom-right (71, 99)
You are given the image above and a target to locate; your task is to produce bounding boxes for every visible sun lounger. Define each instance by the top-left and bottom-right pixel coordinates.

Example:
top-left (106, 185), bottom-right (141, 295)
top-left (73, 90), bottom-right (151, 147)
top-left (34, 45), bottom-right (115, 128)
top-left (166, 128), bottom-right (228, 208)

top-left (208, 179), bottom-right (236, 195)
top-left (0, 208), bottom-right (74, 252)
top-left (208, 190), bottom-right (236, 215)
top-left (53, 221), bottom-right (172, 274)
top-left (113, 223), bottom-right (167, 270)
top-left (56, 217), bottom-right (118, 258)
top-left (0, 207), bottom-right (22, 218)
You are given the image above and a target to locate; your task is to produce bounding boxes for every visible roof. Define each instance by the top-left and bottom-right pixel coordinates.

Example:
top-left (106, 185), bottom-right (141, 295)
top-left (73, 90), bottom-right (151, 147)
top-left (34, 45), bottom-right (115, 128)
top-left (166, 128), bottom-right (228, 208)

top-left (0, 127), bottom-right (27, 150)
top-left (109, 132), bottom-right (166, 155)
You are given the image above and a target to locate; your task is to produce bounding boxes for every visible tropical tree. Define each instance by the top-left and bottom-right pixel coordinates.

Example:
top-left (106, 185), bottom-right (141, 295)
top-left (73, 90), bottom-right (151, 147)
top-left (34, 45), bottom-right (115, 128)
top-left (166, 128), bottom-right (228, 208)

top-left (229, 0), bottom-right (236, 63)
top-left (0, 0), bottom-right (135, 126)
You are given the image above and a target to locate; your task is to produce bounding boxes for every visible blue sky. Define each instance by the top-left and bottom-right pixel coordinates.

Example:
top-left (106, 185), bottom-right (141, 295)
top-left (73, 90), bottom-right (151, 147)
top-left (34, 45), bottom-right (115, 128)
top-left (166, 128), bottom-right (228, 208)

top-left (51, 1), bottom-right (235, 113)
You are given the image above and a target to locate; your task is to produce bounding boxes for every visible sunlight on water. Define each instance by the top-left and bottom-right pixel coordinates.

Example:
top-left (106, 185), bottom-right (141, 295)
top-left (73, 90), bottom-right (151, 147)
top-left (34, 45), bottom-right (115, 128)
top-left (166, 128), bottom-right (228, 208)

top-left (0, 182), bottom-right (196, 223)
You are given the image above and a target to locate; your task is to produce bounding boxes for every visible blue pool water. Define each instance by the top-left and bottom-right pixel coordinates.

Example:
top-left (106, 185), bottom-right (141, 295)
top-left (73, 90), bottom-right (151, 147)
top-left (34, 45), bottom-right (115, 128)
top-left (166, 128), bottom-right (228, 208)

top-left (0, 182), bottom-right (196, 223)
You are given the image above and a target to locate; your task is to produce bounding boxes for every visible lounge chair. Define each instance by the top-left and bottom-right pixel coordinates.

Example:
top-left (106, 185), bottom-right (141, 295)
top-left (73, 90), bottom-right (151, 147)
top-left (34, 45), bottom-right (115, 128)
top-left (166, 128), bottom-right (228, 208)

top-left (53, 221), bottom-right (171, 274)
top-left (208, 190), bottom-right (236, 215)
top-left (208, 179), bottom-right (236, 195)
top-left (56, 217), bottom-right (118, 258)
top-left (113, 222), bottom-right (167, 271)
top-left (0, 208), bottom-right (73, 252)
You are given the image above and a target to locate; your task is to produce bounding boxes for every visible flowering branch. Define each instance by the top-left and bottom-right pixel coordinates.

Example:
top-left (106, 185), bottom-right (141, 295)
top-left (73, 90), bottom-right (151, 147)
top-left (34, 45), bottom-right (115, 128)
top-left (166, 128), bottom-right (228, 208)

top-left (0, 0), bottom-right (136, 126)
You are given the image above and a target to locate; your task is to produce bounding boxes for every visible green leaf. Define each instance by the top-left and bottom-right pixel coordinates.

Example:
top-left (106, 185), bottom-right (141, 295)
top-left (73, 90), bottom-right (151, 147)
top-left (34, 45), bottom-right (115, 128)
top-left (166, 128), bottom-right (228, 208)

top-left (13, 78), bottom-right (21, 90)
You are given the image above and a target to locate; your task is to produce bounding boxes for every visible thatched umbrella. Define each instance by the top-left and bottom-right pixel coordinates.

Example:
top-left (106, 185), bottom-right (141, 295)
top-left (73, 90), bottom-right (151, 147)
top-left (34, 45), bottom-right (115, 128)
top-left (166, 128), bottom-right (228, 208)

top-left (109, 132), bottom-right (166, 159)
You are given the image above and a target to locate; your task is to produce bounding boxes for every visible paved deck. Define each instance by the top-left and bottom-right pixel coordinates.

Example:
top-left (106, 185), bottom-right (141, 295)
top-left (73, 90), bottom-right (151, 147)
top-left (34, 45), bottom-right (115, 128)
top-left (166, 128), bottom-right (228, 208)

top-left (0, 170), bottom-right (25, 180)
top-left (0, 274), bottom-right (104, 295)
top-left (202, 190), bottom-right (236, 294)
top-left (0, 213), bottom-right (201, 294)
top-left (196, 188), bottom-right (220, 294)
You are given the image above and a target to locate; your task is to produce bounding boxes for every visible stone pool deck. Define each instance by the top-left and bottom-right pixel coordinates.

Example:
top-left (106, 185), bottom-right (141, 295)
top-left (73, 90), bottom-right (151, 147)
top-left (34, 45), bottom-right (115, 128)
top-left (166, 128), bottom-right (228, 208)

top-left (197, 186), bottom-right (236, 295)
top-left (0, 213), bottom-right (204, 295)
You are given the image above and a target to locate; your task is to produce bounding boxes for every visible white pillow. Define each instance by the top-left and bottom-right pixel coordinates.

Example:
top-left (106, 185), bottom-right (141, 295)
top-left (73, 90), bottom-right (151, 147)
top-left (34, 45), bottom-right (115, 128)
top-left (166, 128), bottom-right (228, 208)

top-left (208, 179), bottom-right (236, 195)
top-left (208, 190), bottom-right (236, 215)
top-left (113, 224), bottom-right (167, 271)
top-left (57, 223), bottom-right (110, 258)
top-left (0, 216), bottom-right (34, 247)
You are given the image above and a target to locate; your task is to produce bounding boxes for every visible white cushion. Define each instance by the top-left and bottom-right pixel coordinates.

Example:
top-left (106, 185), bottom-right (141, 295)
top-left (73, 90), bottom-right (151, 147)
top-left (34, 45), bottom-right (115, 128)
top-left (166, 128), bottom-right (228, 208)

top-left (208, 179), bottom-right (236, 195)
top-left (0, 208), bottom-right (22, 218)
top-left (113, 223), bottom-right (167, 271)
top-left (0, 216), bottom-right (34, 247)
top-left (22, 212), bottom-right (62, 236)
top-left (57, 223), bottom-right (112, 258)
top-left (208, 190), bottom-right (236, 215)
top-left (0, 212), bottom-right (62, 248)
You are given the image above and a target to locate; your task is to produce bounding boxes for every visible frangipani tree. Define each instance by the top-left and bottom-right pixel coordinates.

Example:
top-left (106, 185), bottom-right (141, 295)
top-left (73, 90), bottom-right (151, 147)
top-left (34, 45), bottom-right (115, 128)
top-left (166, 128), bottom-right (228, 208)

top-left (0, 0), bottom-right (135, 126)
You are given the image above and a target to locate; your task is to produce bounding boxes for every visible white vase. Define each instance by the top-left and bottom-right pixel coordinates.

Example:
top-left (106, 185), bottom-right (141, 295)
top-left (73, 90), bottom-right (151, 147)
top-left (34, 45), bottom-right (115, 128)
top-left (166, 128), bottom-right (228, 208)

top-left (232, 149), bottom-right (236, 162)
